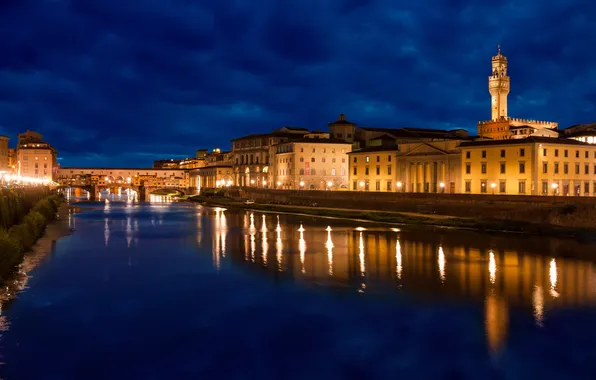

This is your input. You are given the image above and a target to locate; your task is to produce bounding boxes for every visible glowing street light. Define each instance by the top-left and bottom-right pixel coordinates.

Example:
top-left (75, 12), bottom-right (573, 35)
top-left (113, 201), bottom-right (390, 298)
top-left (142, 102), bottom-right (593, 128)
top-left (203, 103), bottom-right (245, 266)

top-left (262, 180), bottom-right (267, 186)
top-left (250, 179), bottom-right (255, 185)
top-left (439, 182), bottom-right (445, 193)
top-left (327, 181), bottom-right (333, 190)
top-left (396, 181), bottom-right (402, 192)
top-left (490, 182), bottom-right (496, 194)
top-left (299, 181), bottom-right (305, 190)
top-left (552, 182), bottom-right (559, 202)
top-left (359, 181), bottom-right (365, 191)
top-left (277, 181), bottom-right (281, 187)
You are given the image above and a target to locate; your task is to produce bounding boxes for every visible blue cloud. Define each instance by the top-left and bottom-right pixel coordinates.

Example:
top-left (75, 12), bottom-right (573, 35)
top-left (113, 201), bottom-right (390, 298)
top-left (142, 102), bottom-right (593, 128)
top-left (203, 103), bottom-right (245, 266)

top-left (0, 0), bottom-right (594, 167)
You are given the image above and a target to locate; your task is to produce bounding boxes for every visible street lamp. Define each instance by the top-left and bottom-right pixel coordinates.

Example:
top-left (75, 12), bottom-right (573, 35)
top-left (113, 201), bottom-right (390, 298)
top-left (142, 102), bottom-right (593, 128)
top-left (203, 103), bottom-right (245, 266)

top-left (439, 182), bottom-right (445, 193)
top-left (327, 181), bottom-right (333, 190)
top-left (299, 181), bottom-right (305, 190)
top-left (262, 180), bottom-right (267, 187)
top-left (490, 182), bottom-right (496, 194)
top-left (277, 181), bottom-right (281, 188)
top-left (552, 182), bottom-right (558, 203)
top-left (359, 181), bottom-right (365, 191)
top-left (250, 179), bottom-right (255, 185)
top-left (396, 181), bottom-right (402, 192)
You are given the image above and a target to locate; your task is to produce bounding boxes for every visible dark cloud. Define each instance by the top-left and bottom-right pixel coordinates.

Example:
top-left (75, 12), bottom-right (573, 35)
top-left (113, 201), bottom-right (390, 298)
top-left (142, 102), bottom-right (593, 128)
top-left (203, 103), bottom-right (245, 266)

top-left (0, 0), bottom-right (594, 167)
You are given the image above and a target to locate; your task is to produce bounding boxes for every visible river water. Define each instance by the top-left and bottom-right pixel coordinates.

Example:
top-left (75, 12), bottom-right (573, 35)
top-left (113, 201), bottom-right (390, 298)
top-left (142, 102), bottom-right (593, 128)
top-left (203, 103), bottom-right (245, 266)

top-left (2, 199), bottom-right (596, 379)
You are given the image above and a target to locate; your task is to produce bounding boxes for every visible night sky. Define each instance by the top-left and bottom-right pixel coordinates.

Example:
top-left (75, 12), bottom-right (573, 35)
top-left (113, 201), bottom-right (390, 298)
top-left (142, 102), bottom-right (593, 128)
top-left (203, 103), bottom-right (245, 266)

top-left (0, 0), bottom-right (594, 167)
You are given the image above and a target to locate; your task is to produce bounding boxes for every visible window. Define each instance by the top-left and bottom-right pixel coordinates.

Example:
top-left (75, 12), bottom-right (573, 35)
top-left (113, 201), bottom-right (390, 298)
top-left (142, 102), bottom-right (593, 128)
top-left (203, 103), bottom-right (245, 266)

top-left (331, 168), bottom-right (336, 176)
top-left (388, 156), bottom-right (392, 162)
top-left (466, 151), bottom-right (471, 159)
top-left (465, 163), bottom-right (471, 174)
top-left (543, 149), bottom-right (547, 156)
top-left (300, 157), bottom-right (304, 162)
top-left (376, 156), bottom-right (380, 162)
top-left (388, 166), bottom-right (392, 175)
top-left (353, 157), bottom-right (357, 163)
top-left (518, 181), bottom-right (526, 194)
top-left (499, 181), bottom-right (506, 193)
top-left (365, 181), bottom-right (369, 191)
top-left (555, 149), bottom-right (559, 157)
top-left (311, 157), bottom-right (315, 162)
top-left (23, 156), bottom-right (28, 161)
top-left (482, 150), bottom-right (487, 158)
top-left (332, 158), bottom-right (336, 163)
top-left (365, 167), bottom-right (369, 175)
top-left (519, 162), bottom-right (525, 174)
top-left (520, 148), bottom-right (525, 157)
top-left (322, 158), bottom-right (326, 163)
top-left (353, 181), bottom-right (357, 190)
top-left (366, 156), bottom-right (370, 163)
top-left (576, 150), bottom-right (579, 158)
top-left (564, 150), bottom-right (568, 158)
top-left (585, 182), bottom-right (590, 194)
top-left (481, 180), bottom-right (487, 193)
top-left (576, 164), bottom-right (580, 174)
top-left (481, 163), bottom-right (487, 174)
top-left (311, 169), bottom-right (316, 175)
top-left (564, 163), bottom-right (569, 174)
top-left (586, 164), bottom-right (590, 175)
top-left (543, 162), bottom-right (548, 174)
top-left (342, 158), bottom-right (346, 163)
top-left (555, 163), bottom-right (559, 174)
top-left (500, 163), bottom-right (506, 174)
top-left (376, 166), bottom-right (380, 175)
top-left (375, 181), bottom-right (380, 191)
top-left (300, 148), bottom-right (304, 152)
top-left (542, 181), bottom-right (549, 195)
top-left (312, 148), bottom-right (315, 153)
top-left (387, 181), bottom-right (392, 191)
top-left (321, 169), bottom-right (326, 176)
top-left (353, 167), bottom-right (357, 175)
top-left (586, 151), bottom-right (589, 159)
top-left (500, 149), bottom-right (505, 158)
top-left (465, 181), bottom-right (471, 192)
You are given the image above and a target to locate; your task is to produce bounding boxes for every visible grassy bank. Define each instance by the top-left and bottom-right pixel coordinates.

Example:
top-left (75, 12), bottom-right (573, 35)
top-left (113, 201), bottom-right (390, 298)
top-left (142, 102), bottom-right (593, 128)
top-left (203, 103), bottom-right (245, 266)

top-left (187, 196), bottom-right (594, 238)
top-left (0, 193), bottom-right (63, 284)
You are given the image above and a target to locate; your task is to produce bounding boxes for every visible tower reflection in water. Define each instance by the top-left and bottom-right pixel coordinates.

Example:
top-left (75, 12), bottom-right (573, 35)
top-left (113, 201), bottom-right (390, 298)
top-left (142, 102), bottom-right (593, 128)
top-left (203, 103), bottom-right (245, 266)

top-left (196, 210), bottom-right (596, 354)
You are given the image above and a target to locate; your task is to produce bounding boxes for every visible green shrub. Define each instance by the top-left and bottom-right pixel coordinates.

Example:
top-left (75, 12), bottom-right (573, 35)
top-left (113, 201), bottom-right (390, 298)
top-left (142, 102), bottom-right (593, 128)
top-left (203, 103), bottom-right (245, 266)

top-left (0, 229), bottom-right (22, 283)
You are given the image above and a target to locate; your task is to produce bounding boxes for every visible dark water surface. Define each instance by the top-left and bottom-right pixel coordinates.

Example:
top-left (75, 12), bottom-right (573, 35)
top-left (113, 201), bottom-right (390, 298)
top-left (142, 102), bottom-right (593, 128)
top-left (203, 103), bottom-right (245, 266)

top-left (2, 200), bottom-right (596, 379)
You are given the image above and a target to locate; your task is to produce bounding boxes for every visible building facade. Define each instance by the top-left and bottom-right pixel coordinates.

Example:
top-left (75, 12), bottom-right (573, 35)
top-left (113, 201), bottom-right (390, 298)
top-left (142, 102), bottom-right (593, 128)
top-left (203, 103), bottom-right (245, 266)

top-left (271, 133), bottom-right (351, 190)
top-left (16, 131), bottom-right (57, 182)
top-left (460, 137), bottom-right (596, 196)
top-left (348, 147), bottom-right (397, 192)
top-left (0, 135), bottom-right (8, 171)
top-left (190, 149), bottom-right (234, 192)
top-left (231, 127), bottom-right (309, 187)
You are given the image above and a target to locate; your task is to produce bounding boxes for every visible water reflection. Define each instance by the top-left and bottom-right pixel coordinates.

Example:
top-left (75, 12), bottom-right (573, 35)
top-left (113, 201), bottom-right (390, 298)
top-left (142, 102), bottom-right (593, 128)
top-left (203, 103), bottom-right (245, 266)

top-left (207, 210), bottom-right (596, 353)
top-left (298, 224), bottom-right (306, 274)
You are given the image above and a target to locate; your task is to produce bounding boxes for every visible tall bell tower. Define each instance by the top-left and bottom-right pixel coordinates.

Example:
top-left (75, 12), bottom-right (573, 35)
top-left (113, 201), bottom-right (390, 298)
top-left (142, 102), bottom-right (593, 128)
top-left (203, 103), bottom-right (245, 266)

top-left (488, 45), bottom-right (510, 120)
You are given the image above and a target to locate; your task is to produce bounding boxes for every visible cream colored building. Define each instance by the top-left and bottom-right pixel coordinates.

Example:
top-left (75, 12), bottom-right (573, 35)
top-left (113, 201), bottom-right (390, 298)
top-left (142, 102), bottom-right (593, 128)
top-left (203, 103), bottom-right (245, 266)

top-left (192, 150), bottom-right (234, 191)
top-left (17, 131), bottom-right (57, 181)
top-left (0, 135), bottom-right (8, 171)
top-left (460, 137), bottom-right (596, 196)
top-left (232, 127), bottom-right (309, 187)
top-left (271, 133), bottom-right (351, 190)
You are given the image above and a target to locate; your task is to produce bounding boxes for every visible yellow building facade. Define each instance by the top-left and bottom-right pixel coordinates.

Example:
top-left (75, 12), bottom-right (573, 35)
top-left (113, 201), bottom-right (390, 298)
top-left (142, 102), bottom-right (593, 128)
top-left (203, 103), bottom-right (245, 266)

top-left (271, 135), bottom-right (352, 190)
top-left (347, 147), bottom-right (397, 192)
top-left (0, 135), bottom-right (8, 171)
top-left (460, 137), bottom-right (596, 195)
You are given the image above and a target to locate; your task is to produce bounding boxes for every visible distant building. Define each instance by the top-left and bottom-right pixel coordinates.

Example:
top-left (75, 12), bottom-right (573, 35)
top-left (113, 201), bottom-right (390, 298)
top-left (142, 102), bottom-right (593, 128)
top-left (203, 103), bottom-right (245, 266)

top-left (0, 135), bottom-right (8, 172)
top-left (271, 132), bottom-right (352, 190)
top-left (231, 127), bottom-right (309, 187)
top-left (153, 159), bottom-right (183, 169)
top-left (189, 149), bottom-right (233, 192)
top-left (16, 131), bottom-right (57, 181)
top-left (562, 123), bottom-right (596, 144)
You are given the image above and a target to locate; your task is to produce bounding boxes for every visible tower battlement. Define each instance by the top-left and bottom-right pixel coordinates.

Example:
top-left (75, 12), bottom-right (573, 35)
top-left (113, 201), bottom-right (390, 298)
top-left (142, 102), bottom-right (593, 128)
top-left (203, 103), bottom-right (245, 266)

top-left (478, 117), bottom-right (558, 129)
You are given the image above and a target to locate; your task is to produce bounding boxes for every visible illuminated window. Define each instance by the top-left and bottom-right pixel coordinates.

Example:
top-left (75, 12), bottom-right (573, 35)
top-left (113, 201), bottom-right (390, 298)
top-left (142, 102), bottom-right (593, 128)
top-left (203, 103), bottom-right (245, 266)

top-left (518, 181), bottom-right (526, 194)
top-left (465, 181), bottom-right (471, 192)
top-left (387, 181), bottom-right (392, 191)
top-left (375, 181), bottom-right (380, 191)
top-left (365, 156), bottom-right (370, 163)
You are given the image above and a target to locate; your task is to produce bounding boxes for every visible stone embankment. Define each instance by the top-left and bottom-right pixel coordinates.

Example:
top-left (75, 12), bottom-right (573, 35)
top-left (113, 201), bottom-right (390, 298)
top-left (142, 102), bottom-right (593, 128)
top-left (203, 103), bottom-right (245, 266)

top-left (196, 188), bottom-right (596, 235)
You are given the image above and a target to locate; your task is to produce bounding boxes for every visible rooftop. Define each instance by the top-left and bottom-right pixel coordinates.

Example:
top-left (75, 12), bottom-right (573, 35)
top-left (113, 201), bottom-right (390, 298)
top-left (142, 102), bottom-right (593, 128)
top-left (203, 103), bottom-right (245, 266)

top-left (328, 113), bottom-right (357, 126)
top-left (275, 137), bottom-right (352, 145)
top-left (348, 145), bottom-right (398, 154)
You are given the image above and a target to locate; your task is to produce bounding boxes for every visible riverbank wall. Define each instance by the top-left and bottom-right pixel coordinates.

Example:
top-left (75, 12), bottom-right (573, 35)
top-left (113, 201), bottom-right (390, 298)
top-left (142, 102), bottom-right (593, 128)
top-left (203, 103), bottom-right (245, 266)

top-left (222, 188), bottom-right (596, 230)
top-left (0, 192), bottom-right (62, 283)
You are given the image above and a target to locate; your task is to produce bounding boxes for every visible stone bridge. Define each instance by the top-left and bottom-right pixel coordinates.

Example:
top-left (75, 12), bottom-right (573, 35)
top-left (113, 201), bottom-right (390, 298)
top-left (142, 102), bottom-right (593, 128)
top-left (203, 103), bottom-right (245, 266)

top-left (56, 167), bottom-right (192, 201)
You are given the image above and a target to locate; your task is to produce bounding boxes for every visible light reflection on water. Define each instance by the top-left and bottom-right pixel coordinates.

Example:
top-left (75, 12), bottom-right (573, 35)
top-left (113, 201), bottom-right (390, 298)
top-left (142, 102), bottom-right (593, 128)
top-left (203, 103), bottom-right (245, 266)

top-left (3, 202), bottom-right (596, 378)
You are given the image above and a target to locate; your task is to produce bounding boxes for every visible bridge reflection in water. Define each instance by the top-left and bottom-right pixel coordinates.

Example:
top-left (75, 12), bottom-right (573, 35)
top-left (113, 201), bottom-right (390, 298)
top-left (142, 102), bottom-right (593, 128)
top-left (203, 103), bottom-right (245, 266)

top-left (196, 208), bottom-right (596, 355)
